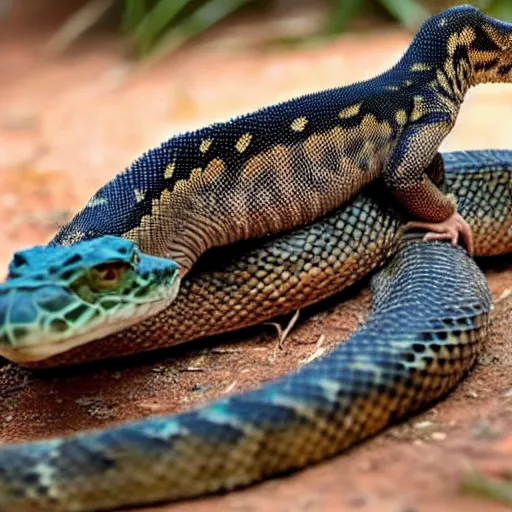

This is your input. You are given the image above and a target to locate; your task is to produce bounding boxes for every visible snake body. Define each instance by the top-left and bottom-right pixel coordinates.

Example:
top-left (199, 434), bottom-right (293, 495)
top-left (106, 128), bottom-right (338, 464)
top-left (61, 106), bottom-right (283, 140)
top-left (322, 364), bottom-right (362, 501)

top-left (0, 239), bottom-right (492, 511)
top-left (0, 150), bottom-right (509, 510)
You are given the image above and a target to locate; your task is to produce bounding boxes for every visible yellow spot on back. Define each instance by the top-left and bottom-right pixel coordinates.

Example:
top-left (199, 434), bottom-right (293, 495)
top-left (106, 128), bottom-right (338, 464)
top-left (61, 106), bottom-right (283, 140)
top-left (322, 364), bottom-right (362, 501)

top-left (447, 27), bottom-right (475, 56)
top-left (404, 80), bottom-right (413, 87)
top-left (290, 117), bottom-right (308, 132)
top-left (174, 167), bottom-right (202, 193)
top-left (447, 33), bottom-right (459, 56)
top-left (395, 110), bottom-right (407, 125)
top-left (87, 196), bottom-right (107, 208)
top-left (385, 85), bottom-right (400, 92)
top-left (360, 113), bottom-right (392, 138)
top-left (410, 96), bottom-right (424, 122)
top-left (338, 103), bottom-right (361, 119)
top-left (303, 133), bottom-right (327, 162)
top-left (164, 162), bottom-right (175, 179)
top-left (199, 138), bottom-right (213, 153)
top-left (460, 26), bottom-right (476, 46)
top-left (134, 189), bottom-right (145, 203)
top-left (159, 188), bottom-right (171, 203)
top-left (411, 63), bottom-right (431, 72)
top-left (236, 133), bottom-right (252, 153)
top-left (174, 181), bottom-right (187, 193)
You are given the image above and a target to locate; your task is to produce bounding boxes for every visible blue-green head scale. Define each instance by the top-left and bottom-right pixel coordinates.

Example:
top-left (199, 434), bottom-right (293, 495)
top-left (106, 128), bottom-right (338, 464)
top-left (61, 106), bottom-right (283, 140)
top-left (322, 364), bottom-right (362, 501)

top-left (0, 236), bottom-right (180, 363)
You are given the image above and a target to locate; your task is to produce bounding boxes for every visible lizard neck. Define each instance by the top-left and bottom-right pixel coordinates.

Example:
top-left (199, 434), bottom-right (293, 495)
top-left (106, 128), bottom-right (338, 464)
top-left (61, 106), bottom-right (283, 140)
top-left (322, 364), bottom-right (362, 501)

top-left (398, 36), bottom-right (472, 112)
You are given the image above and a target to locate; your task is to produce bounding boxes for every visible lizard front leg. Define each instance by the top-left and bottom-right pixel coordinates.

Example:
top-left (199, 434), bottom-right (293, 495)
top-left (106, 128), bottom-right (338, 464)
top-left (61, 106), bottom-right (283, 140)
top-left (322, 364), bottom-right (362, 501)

top-left (384, 118), bottom-right (474, 255)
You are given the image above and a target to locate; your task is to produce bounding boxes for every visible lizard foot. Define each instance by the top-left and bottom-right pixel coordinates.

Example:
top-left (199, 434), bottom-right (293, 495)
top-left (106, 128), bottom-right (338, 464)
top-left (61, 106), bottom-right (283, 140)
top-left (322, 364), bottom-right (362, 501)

top-left (404, 212), bottom-right (474, 256)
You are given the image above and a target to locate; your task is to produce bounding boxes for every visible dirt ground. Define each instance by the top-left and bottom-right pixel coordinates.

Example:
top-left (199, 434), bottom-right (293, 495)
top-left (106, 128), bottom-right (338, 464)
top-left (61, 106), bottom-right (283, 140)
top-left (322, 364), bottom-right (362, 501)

top-left (0, 2), bottom-right (511, 511)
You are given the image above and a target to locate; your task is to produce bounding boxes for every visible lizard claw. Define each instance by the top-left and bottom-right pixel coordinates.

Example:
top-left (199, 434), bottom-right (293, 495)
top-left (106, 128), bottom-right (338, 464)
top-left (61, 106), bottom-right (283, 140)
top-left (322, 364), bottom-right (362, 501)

top-left (404, 212), bottom-right (474, 256)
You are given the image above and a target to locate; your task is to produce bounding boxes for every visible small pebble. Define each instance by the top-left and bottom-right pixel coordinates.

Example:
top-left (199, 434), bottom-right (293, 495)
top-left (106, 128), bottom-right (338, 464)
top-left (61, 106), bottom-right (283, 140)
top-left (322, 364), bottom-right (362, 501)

top-left (478, 354), bottom-right (496, 365)
top-left (190, 385), bottom-right (210, 393)
top-left (431, 432), bottom-right (446, 441)
top-left (414, 420), bottom-right (432, 429)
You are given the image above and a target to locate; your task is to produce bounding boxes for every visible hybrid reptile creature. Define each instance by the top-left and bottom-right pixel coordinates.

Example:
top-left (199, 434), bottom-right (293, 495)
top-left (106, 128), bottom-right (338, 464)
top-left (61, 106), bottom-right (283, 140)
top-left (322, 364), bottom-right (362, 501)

top-left (0, 149), bottom-right (510, 510)
top-left (0, 150), bottom-right (510, 366)
top-left (0, 3), bottom-right (510, 510)
top-left (3, 4), bottom-right (508, 365)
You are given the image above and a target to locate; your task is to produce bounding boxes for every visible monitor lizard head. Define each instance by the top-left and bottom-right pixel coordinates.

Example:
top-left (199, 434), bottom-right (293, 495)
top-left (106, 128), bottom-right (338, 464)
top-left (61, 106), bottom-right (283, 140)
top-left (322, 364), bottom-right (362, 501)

top-left (409, 5), bottom-right (512, 89)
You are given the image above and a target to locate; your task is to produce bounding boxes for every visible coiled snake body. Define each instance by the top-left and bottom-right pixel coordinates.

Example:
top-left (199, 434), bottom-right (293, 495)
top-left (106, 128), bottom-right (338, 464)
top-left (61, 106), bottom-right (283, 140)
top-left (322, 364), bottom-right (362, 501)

top-left (0, 150), bottom-right (509, 511)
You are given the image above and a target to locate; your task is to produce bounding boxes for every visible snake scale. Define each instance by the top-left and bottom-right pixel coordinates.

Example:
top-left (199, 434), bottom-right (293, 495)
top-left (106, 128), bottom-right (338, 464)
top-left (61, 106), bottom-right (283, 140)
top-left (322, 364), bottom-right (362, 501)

top-left (0, 149), bottom-right (510, 511)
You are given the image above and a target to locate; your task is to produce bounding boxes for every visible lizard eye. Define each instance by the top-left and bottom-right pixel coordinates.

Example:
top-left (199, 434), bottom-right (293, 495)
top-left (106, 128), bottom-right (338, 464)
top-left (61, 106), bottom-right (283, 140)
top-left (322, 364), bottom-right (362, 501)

top-left (88, 262), bottom-right (130, 291)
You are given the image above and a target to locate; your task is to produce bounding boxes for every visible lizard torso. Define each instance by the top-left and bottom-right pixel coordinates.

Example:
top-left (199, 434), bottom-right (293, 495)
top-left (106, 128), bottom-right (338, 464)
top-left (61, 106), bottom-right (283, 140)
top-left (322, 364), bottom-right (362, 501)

top-left (52, 5), bottom-right (512, 272)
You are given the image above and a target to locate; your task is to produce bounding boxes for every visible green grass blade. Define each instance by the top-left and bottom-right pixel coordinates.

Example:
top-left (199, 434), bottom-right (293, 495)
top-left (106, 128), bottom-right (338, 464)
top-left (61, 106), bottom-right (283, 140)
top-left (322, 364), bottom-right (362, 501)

top-left (46, 0), bottom-right (115, 55)
top-left (324, 0), bottom-right (363, 35)
top-left (131, 0), bottom-right (196, 55)
top-left (485, 0), bottom-right (512, 21)
top-left (122, 0), bottom-right (147, 31)
top-left (378, 0), bottom-right (428, 30)
top-left (461, 471), bottom-right (512, 505)
top-left (148, 0), bottom-right (256, 59)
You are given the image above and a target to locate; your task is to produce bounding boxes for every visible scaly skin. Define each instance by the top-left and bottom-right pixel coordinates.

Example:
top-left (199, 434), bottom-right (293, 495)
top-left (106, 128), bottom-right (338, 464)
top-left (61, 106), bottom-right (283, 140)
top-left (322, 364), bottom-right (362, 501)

top-left (51, 6), bottom-right (512, 273)
top-left (0, 234), bottom-right (495, 511)
top-left (0, 238), bottom-right (181, 362)
top-left (3, 150), bottom-right (510, 367)
top-left (0, 147), bottom-right (508, 509)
